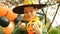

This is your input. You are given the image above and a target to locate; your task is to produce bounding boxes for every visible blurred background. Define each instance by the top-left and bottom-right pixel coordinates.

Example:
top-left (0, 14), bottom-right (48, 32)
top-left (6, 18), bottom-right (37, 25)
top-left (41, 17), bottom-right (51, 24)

top-left (0, 0), bottom-right (60, 34)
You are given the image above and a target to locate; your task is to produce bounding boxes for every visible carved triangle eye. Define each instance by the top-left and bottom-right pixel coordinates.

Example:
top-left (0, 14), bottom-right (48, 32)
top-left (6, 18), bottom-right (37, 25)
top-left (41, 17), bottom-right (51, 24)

top-left (28, 24), bottom-right (30, 27)
top-left (31, 24), bottom-right (34, 27)
top-left (32, 21), bottom-right (35, 22)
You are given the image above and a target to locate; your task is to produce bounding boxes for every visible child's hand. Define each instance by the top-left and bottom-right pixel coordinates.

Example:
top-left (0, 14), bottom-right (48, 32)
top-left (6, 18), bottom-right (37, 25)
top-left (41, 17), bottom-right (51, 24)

top-left (19, 22), bottom-right (26, 29)
top-left (32, 24), bottom-right (42, 34)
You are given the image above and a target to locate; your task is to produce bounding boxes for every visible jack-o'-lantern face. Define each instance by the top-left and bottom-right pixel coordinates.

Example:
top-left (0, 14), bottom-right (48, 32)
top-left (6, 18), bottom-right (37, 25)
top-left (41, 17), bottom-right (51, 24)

top-left (26, 17), bottom-right (41, 34)
top-left (27, 23), bottom-right (35, 34)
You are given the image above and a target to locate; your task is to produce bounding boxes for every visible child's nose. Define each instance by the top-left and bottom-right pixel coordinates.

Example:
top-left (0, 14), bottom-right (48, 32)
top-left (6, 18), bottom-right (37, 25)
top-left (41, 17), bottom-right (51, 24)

top-left (28, 12), bottom-right (31, 16)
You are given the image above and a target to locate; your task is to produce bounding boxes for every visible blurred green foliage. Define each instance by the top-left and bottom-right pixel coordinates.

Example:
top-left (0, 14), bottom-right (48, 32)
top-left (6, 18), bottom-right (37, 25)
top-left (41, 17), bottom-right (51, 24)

top-left (48, 26), bottom-right (60, 34)
top-left (0, 26), bottom-right (4, 34)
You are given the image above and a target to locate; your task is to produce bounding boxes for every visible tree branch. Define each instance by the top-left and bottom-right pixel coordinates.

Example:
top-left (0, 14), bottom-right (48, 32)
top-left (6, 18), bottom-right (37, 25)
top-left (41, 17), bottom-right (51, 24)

top-left (47, 3), bottom-right (60, 32)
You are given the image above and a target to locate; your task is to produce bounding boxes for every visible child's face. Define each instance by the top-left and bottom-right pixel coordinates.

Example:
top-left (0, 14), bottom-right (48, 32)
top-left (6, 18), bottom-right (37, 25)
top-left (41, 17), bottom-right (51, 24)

top-left (24, 6), bottom-right (36, 21)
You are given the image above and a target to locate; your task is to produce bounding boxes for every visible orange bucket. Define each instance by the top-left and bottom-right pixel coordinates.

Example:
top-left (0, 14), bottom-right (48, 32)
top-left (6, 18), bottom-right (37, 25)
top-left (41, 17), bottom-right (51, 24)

top-left (3, 21), bottom-right (15, 34)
